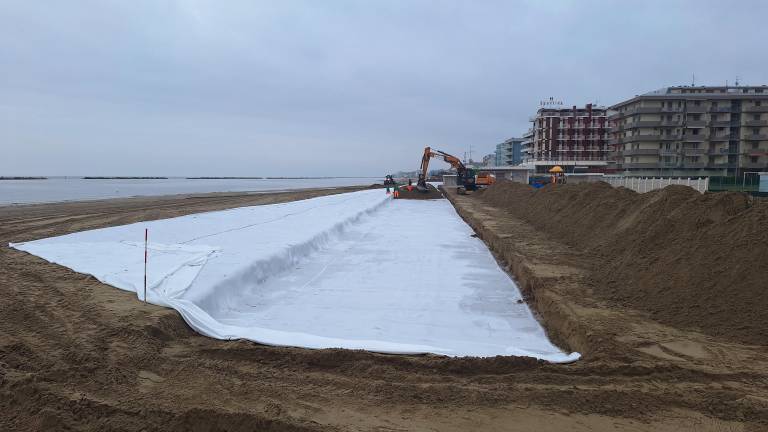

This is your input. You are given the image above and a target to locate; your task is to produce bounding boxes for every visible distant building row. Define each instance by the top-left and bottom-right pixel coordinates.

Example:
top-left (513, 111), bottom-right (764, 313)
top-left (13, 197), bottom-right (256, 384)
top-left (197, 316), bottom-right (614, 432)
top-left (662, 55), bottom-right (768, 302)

top-left (609, 85), bottom-right (768, 176)
top-left (494, 138), bottom-right (524, 166)
top-left (494, 85), bottom-right (768, 175)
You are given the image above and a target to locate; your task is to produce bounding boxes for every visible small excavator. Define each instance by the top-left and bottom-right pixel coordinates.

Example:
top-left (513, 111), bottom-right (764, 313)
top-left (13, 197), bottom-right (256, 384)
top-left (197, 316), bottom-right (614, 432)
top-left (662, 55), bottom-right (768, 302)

top-left (416, 147), bottom-right (494, 194)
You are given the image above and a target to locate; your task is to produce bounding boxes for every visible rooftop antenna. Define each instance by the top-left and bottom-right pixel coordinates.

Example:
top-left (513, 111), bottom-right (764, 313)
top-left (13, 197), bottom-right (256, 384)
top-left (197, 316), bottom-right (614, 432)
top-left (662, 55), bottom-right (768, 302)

top-left (735, 76), bottom-right (741, 87)
top-left (691, 73), bottom-right (695, 86)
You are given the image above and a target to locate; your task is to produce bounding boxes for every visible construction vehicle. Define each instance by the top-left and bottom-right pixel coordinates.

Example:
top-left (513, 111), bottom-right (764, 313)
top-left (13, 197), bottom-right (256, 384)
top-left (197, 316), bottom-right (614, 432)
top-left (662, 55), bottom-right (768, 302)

top-left (417, 147), bottom-right (495, 194)
top-left (476, 172), bottom-right (495, 187)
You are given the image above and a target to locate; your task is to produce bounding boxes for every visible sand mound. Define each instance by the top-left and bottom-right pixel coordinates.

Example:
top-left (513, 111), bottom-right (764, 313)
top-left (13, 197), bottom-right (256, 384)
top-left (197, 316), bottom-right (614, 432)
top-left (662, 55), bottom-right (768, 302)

top-left (397, 184), bottom-right (443, 199)
top-left (480, 180), bottom-right (768, 345)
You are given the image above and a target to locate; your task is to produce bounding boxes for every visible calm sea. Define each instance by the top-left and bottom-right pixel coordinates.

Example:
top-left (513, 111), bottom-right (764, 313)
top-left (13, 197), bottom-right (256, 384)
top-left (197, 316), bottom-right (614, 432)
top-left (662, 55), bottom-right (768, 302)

top-left (0, 177), bottom-right (378, 205)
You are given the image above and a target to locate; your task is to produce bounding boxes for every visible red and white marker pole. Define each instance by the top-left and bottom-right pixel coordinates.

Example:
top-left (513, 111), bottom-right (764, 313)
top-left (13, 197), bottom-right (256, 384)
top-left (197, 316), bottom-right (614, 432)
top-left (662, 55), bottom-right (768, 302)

top-left (144, 228), bottom-right (148, 303)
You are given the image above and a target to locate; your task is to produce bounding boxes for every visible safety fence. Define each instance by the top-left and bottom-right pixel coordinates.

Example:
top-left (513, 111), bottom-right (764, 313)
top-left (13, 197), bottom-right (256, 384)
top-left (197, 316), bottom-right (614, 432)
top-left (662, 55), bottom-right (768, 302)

top-left (603, 176), bottom-right (710, 194)
top-left (708, 175), bottom-right (762, 193)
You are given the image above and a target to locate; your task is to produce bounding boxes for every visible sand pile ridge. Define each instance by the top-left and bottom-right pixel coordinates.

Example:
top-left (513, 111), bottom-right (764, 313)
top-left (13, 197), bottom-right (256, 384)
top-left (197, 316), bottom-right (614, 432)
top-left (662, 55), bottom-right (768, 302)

top-left (480, 180), bottom-right (768, 345)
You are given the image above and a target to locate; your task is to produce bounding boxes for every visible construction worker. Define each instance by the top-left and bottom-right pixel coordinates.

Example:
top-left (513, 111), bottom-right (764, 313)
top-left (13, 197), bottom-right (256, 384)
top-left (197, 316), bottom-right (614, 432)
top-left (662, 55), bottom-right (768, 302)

top-left (384, 175), bottom-right (394, 194)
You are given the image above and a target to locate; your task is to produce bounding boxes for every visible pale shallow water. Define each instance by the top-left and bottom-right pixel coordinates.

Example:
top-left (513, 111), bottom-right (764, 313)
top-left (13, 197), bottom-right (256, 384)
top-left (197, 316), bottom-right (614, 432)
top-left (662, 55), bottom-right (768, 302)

top-left (0, 177), bottom-right (378, 205)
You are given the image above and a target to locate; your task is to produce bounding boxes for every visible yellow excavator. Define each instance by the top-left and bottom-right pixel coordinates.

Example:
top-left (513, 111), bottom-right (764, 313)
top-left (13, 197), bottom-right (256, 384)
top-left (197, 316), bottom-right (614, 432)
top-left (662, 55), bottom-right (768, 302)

top-left (417, 147), bottom-right (495, 194)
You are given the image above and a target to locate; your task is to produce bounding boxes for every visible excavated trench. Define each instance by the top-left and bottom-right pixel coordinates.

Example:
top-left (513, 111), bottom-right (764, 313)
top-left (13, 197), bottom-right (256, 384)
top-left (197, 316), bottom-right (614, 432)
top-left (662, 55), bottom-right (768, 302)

top-left (442, 187), bottom-right (592, 357)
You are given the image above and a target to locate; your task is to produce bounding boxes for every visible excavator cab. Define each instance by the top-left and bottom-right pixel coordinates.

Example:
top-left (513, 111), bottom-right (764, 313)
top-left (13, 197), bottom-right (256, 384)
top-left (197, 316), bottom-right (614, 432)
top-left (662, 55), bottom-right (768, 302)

top-left (459, 168), bottom-right (477, 194)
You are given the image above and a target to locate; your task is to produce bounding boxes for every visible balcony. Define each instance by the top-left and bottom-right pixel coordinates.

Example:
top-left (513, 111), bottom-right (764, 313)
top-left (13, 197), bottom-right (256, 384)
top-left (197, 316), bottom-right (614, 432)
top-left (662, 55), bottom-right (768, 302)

top-left (683, 148), bottom-right (707, 155)
top-left (627, 121), bottom-right (662, 128)
top-left (710, 106), bottom-right (732, 113)
top-left (660, 120), bottom-right (683, 127)
top-left (707, 148), bottom-right (732, 155)
top-left (623, 162), bottom-right (661, 169)
top-left (744, 120), bottom-right (768, 127)
top-left (683, 134), bottom-right (706, 142)
top-left (709, 162), bottom-right (738, 169)
top-left (658, 162), bottom-right (680, 168)
top-left (742, 105), bottom-right (768, 113)
top-left (710, 120), bottom-right (731, 127)
top-left (744, 134), bottom-right (768, 141)
top-left (623, 148), bottom-right (660, 156)
top-left (634, 107), bottom-right (661, 114)
top-left (624, 134), bottom-right (662, 143)
top-left (685, 120), bottom-right (708, 127)
top-left (710, 134), bottom-right (732, 141)
top-left (681, 162), bottom-right (707, 168)
top-left (660, 106), bottom-right (683, 113)
top-left (742, 162), bottom-right (767, 169)
top-left (554, 148), bottom-right (606, 152)
top-left (660, 149), bottom-right (678, 155)
top-left (686, 106), bottom-right (708, 113)
top-left (660, 134), bottom-right (682, 141)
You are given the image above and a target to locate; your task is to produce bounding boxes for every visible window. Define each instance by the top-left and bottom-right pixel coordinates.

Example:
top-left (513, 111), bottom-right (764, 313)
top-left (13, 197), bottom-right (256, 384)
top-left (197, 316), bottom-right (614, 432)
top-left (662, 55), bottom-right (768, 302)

top-left (694, 100), bottom-right (701, 106)
top-left (754, 128), bottom-right (760, 135)
top-left (755, 114), bottom-right (761, 120)
top-left (752, 142), bottom-right (759, 149)
top-left (691, 114), bottom-right (701, 121)
top-left (712, 102), bottom-right (718, 108)
top-left (751, 156), bottom-right (759, 163)
top-left (692, 129), bottom-right (700, 135)
top-left (712, 114), bottom-right (718, 121)
top-left (756, 101), bottom-right (762, 107)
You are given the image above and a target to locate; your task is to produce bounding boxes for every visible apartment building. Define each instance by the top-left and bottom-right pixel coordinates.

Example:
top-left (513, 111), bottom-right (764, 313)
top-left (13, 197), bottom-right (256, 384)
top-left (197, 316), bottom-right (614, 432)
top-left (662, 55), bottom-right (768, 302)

top-left (521, 104), bottom-right (610, 173)
top-left (494, 137), bottom-right (524, 166)
top-left (609, 85), bottom-right (768, 176)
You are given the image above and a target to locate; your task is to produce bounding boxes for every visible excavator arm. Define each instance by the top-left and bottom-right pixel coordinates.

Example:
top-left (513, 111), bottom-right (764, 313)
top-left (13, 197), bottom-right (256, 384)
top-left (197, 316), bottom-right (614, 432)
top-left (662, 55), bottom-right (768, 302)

top-left (417, 147), bottom-right (469, 191)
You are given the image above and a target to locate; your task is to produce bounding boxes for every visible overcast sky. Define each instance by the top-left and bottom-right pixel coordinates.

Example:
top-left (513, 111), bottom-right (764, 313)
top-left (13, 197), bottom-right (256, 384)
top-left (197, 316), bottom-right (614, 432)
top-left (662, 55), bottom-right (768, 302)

top-left (2, 0), bottom-right (767, 176)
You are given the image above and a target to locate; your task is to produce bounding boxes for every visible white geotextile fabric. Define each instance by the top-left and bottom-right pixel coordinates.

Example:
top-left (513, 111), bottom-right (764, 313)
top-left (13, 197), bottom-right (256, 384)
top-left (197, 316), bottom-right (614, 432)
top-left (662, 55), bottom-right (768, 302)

top-left (11, 190), bottom-right (580, 362)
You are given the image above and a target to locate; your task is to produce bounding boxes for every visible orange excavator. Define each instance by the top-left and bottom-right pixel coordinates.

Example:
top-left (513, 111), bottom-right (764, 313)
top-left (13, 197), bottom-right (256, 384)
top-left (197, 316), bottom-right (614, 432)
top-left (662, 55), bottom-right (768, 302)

top-left (417, 147), bottom-right (495, 194)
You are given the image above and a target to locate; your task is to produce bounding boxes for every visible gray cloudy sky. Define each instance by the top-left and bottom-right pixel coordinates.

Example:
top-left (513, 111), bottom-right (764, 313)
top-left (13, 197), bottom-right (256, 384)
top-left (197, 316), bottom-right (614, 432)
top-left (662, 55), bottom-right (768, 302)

top-left (2, 0), bottom-right (767, 176)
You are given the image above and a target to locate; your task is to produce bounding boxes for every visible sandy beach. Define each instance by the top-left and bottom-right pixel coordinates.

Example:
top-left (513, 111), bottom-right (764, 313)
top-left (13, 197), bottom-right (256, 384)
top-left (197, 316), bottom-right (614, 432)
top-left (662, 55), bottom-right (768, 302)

top-left (2, 185), bottom-right (766, 431)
